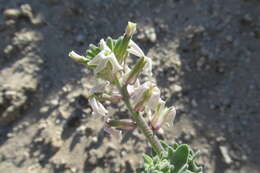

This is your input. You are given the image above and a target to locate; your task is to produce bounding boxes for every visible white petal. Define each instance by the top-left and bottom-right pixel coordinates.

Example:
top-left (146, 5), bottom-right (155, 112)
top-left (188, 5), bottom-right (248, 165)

top-left (88, 51), bottom-right (109, 74)
top-left (96, 101), bottom-right (108, 115)
top-left (126, 79), bottom-right (140, 96)
top-left (99, 39), bottom-right (111, 51)
top-left (131, 82), bottom-right (150, 103)
top-left (88, 51), bottom-right (106, 66)
top-left (128, 40), bottom-right (145, 58)
top-left (164, 106), bottom-right (176, 129)
top-left (95, 61), bottom-right (108, 74)
top-left (108, 54), bottom-right (123, 73)
top-left (150, 101), bottom-right (166, 130)
top-left (147, 87), bottom-right (161, 110)
top-left (89, 98), bottom-right (107, 116)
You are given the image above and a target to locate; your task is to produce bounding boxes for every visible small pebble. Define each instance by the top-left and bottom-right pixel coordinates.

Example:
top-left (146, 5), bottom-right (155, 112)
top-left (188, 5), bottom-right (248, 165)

top-left (219, 145), bottom-right (232, 165)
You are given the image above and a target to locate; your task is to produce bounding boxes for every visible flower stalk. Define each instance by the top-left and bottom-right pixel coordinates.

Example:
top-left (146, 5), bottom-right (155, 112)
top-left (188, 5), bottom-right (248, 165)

top-left (115, 79), bottom-right (164, 154)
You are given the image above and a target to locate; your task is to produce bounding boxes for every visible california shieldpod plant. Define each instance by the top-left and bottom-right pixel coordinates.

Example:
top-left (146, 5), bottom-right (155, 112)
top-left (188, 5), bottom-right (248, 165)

top-left (68, 22), bottom-right (202, 173)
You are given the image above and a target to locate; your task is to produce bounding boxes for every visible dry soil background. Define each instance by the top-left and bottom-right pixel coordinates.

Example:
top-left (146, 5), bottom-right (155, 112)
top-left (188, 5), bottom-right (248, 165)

top-left (0, 0), bottom-right (260, 173)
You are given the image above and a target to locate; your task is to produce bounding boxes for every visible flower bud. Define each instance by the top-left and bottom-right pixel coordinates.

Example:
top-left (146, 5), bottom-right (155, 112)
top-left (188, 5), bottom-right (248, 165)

top-left (125, 57), bottom-right (147, 85)
top-left (106, 119), bottom-right (136, 130)
top-left (68, 51), bottom-right (88, 64)
top-left (125, 22), bottom-right (137, 38)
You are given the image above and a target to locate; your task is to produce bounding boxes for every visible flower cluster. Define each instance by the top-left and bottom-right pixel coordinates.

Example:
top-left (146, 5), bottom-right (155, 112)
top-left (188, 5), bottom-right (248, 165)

top-left (69, 22), bottom-right (176, 138)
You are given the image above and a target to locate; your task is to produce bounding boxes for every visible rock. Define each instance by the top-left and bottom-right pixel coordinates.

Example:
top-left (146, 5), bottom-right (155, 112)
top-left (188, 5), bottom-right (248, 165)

top-left (3, 4), bottom-right (44, 25)
top-left (170, 84), bottom-right (182, 93)
top-left (137, 25), bottom-right (157, 43)
top-left (3, 45), bottom-right (14, 56)
top-left (145, 27), bottom-right (157, 43)
top-left (3, 9), bottom-right (21, 19)
top-left (20, 4), bottom-right (34, 20)
top-left (219, 145), bottom-right (232, 165)
top-left (91, 136), bottom-right (98, 143)
top-left (50, 99), bottom-right (59, 106)
top-left (241, 14), bottom-right (253, 25)
top-left (40, 106), bottom-right (50, 114)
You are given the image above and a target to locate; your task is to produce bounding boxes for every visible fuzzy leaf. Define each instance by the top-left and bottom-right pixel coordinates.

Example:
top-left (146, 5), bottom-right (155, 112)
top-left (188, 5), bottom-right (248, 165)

top-left (113, 36), bottom-right (123, 58)
top-left (170, 144), bottom-right (189, 172)
top-left (137, 142), bottom-right (202, 173)
top-left (143, 154), bottom-right (153, 166)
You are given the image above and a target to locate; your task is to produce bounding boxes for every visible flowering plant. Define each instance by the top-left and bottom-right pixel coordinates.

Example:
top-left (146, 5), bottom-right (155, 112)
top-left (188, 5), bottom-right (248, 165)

top-left (68, 22), bottom-right (202, 173)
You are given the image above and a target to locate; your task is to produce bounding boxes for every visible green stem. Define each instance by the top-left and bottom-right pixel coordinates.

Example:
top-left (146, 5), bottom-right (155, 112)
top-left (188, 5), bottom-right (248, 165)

top-left (115, 79), bottom-right (164, 154)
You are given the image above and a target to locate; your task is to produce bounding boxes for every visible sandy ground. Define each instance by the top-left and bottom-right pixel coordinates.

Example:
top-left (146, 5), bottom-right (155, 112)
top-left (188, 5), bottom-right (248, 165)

top-left (0, 0), bottom-right (260, 172)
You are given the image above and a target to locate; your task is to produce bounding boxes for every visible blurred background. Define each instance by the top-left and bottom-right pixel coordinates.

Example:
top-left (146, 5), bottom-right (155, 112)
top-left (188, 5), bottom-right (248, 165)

top-left (0, 0), bottom-right (260, 172)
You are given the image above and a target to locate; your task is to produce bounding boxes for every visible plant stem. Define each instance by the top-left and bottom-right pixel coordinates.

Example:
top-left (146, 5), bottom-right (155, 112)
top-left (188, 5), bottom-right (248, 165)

top-left (115, 79), bottom-right (164, 154)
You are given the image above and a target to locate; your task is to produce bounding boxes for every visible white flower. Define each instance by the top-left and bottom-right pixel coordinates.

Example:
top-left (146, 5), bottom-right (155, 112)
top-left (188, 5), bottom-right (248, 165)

top-left (130, 82), bottom-right (161, 112)
top-left (150, 101), bottom-right (176, 131)
top-left (127, 40), bottom-right (153, 76)
top-left (88, 39), bottom-right (123, 74)
top-left (89, 97), bottom-right (108, 116)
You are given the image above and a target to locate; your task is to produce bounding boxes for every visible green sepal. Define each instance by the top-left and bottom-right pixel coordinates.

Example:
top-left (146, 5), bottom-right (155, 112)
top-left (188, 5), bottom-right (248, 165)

top-left (106, 37), bottom-right (117, 51)
top-left (114, 36), bottom-right (131, 63)
top-left (85, 44), bottom-right (101, 60)
top-left (125, 56), bottom-right (147, 84)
